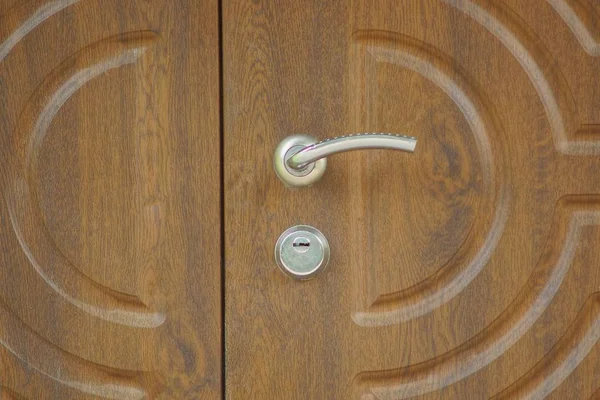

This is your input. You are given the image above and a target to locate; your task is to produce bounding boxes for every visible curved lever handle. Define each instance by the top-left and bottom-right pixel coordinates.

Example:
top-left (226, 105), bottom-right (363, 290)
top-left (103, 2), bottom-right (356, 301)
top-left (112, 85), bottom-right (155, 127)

top-left (274, 133), bottom-right (417, 187)
top-left (288, 133), bottom-right (417, 169)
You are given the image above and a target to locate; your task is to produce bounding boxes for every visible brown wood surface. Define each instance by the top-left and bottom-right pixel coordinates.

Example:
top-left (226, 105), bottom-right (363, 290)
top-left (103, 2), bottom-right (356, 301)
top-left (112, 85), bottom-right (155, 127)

top-left (0, 1), bottom-right (221, 399)
top-left (224, 0), bottom-right (600, 399)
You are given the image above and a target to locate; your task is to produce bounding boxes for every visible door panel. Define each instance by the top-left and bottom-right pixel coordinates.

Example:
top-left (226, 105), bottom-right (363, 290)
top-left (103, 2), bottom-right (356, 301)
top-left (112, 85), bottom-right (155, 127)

top-left (0, 1), bottom-right (221, 398)
top-left (224, 0), bottom-right (600, 398)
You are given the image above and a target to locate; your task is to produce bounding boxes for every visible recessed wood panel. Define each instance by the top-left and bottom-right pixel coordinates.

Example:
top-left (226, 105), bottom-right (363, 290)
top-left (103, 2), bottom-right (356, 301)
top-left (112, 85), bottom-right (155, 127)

top-left (224, 0), bottom-right (600, 398)
top-left (0, 1), bottom-right (221, 398)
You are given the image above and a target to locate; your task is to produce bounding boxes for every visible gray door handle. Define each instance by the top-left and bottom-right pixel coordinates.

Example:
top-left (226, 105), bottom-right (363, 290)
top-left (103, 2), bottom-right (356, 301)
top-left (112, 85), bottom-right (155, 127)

top-left (274, 133), bottom-right (417, 187)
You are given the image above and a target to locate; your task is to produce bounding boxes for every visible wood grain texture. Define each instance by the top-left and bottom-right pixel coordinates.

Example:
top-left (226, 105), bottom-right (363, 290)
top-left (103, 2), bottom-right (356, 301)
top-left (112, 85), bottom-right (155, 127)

top-left (223, 0), bottom-right (600, 398)
top-left (0, 1), bottom-right (221, 398)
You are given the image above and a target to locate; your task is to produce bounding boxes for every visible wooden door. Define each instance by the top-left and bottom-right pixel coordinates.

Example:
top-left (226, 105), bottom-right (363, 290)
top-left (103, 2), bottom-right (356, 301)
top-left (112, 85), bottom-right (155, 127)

top-left (0, 1), bottom-right (221, 398)
top-left (224, 0), bottom-right (600, 398)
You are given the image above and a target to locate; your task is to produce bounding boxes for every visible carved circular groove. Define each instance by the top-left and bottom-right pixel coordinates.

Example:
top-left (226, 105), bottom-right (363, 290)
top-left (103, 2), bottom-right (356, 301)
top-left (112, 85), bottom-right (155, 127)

top-left (5, 32), bottom-right (164, 328)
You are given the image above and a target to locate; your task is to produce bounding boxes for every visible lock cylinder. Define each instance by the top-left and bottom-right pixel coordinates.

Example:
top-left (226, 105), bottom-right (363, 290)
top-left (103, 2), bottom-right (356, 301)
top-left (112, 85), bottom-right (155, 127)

top-left (274, 225), bottom-right (330, 280)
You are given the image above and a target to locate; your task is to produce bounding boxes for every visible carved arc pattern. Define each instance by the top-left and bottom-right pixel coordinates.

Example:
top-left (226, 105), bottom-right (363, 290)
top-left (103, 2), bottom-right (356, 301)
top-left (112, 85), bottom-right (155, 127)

top-left (5, 31), bottom-right (165, 328)
top-left (492, 292), bottom-right (600, 399)
top-left (440, 0), bottom-right (600, 155)
top-left (547, 0), bottom-right (600, 57)
top-left (0, 0), bottom-right (223, 398)
top-left (0, 2), bottom-right (168, 398)
top-left (356, 197), bottom-right (600, 399)
top-left (350, 32), bottom-right (510, 327)
top-left (0, 0), bottom-right (81, 63)
top-left (0, 297), bottom-right (158, 399)
top-left (353, 0), bottom-right (600, 398)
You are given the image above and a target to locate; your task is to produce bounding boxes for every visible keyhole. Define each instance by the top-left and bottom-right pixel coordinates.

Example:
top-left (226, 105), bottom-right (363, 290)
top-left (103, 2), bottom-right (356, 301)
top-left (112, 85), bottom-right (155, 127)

top-left (292, 237), bottom-right (311, 253)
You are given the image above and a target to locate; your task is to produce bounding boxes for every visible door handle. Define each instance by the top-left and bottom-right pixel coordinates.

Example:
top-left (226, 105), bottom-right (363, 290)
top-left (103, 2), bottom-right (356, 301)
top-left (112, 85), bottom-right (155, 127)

top-left (274, 133), bottom-right (417, 187)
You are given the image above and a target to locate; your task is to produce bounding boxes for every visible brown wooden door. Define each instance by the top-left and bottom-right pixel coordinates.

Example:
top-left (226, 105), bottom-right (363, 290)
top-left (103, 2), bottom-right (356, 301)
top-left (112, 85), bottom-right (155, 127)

top-left (3, 1), bottom-right (600, 399)
top-left (224, 0), bottom-right (600, 399)
top-left (0, 1), bottom-right (221, 399)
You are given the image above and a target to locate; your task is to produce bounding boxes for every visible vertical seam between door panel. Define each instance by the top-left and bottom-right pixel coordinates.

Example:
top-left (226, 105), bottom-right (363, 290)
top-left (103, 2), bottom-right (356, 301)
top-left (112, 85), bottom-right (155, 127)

top-left (217, 0), bottom-right (226, 397)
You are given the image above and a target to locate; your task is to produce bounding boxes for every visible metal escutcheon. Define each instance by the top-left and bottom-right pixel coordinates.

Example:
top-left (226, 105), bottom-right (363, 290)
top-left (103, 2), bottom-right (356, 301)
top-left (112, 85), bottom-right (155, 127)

top-left (274, 225), bottom-right (330, 280)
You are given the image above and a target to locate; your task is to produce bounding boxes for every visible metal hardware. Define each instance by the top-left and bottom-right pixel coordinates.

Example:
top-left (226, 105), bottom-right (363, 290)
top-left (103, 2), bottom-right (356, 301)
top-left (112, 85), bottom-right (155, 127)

top-left (273, 133), bottom-right (417, 187)
top-left (274, 225), bottom-right (330, 280)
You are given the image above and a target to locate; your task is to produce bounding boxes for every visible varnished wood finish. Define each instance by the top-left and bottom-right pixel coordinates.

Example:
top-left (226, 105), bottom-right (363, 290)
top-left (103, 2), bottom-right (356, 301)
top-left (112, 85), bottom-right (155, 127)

top-left (224, 0), bottom-right (600, 398)
top-left (0, 1), bottom-right (221, 398)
